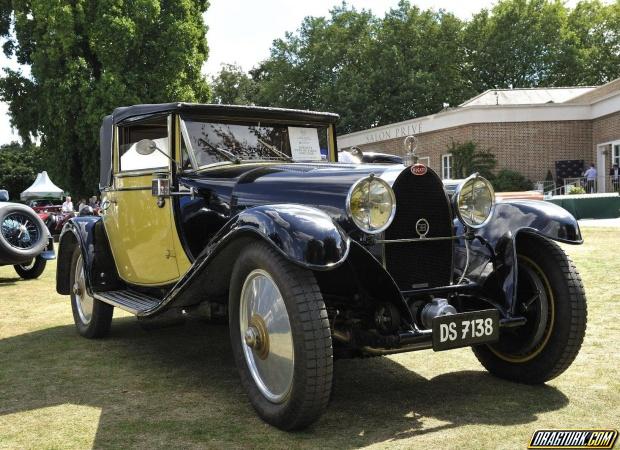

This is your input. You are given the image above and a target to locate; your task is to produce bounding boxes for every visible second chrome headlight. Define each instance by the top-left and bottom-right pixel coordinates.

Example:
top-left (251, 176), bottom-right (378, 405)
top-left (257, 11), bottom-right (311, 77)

top-left (455, 173), bottom-right (495, 228)
top-left (346, 176), bottom-right (396, 234)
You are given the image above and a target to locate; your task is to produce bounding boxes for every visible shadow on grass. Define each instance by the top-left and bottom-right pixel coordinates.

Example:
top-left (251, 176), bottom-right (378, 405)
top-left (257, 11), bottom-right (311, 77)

top-left (0, 276), bottom-right (20, 284)
top-left (0, 317), bottom-right (569, 448)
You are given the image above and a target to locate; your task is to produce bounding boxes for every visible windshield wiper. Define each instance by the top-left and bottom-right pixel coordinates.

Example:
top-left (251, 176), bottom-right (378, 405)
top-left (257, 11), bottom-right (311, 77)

top-left (202, 141), bottom-right (241, 164)
top-left (257, 138), bottom-right (293, 161)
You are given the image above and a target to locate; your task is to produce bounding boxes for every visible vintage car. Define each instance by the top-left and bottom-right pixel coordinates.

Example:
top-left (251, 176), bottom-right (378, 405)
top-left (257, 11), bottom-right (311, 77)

top-left (38, 208), bottom-right (75, 240)
top-left (55, 103), bottom-right (586, 430)
top-left (0, 190), bottom-right (55, 278)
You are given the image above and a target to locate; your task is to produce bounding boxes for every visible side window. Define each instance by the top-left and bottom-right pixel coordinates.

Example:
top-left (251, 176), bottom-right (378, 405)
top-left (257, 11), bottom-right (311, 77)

top-left (180, 133), bottom-right (193, 171)
top-left (118, 116), bottom-right (169, 172)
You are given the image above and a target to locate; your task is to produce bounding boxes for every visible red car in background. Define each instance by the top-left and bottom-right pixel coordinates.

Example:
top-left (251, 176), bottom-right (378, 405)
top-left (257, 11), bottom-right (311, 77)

top-left (28, 199), bottom-right (74, 240)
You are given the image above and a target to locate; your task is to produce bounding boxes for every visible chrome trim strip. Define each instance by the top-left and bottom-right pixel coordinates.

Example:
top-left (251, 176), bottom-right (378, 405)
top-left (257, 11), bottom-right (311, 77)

top-left (115, 169), bottom-right (166, 178)
top-left (110, 186), bottom-right (152, 192)
top-left (376, 235), bottom-right (464, 244)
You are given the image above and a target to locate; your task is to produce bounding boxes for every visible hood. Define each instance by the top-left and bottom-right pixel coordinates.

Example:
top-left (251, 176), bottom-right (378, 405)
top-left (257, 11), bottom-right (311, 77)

top-left (180, 162), bottom-right (406, 227)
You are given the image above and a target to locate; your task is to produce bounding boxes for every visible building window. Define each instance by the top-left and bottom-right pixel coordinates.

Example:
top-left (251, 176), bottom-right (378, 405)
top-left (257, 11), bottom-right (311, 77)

top-left (442, 154), bottom-right (453, 179)
top-left (614, 143), bottom-right (620, 167)
top-left (418, 156), bottom-right (430, 166)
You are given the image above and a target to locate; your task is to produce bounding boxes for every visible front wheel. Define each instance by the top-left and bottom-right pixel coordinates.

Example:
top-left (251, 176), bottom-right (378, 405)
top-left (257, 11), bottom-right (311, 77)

top-left (229, 241), bottom-right (333, 430)
top-left (14, 256), bottom-right (47, 279)
top-left (473, 235), bottom-right (587, 384)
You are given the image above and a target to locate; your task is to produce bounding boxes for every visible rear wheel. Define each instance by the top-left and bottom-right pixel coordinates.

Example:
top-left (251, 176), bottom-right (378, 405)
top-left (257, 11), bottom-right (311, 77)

top-left (473, 235), bottom-right (587, 384)
top-left (229, 241), bottom-right (333, 430)
top-left (14, 256), bottom-right (47, 279)
top-left (69, 247), bottom-right (113, 338)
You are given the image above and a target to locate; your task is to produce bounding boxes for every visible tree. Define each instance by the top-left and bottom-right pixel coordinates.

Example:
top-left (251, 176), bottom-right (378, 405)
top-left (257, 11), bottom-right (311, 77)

top-left (463, 0), bottom-right (568, 91)
top-left (463, 0), bottom-right (620, 90)
top-left (250, 4), bottom-right (379, 134)
top-left (369, 2), bottom-right (474, 126)
top-left (492, 169), bottom-right (533, 191)
top-left (448, 141), bottom-right (497, 179)
top-left (0, 142), bottom-right (44, 200)
top-left (559, 0), bottom-right (620, 85)
top-left (0, 0), bottom-right (210, 197)
top-left (250, 2), bottom-right (479, 135)
top-left (211, 63), bottom-right (257, 105)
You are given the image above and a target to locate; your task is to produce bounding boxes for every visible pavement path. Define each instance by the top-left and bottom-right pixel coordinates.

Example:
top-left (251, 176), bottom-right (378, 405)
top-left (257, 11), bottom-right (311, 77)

top-left (578, 218), bottom-right (620, 228)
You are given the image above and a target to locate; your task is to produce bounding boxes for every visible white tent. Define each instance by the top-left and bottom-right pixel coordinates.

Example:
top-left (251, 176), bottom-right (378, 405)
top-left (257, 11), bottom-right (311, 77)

top-left (20, 171), bottom-right (65, 200)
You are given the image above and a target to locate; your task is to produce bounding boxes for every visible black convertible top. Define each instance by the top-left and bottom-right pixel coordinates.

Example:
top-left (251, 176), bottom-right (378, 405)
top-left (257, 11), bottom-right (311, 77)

top-left (99, 103), bottom-right (340, 190)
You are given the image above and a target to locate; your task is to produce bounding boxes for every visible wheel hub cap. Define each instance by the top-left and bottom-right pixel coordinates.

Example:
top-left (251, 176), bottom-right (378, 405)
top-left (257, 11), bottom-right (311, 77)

top-left (74, 255), bottom-right (94, 325)
top-left (239, 269), bottom-right (294, 404)
top-left (1, 213), bottom-right (39, 249)
top-left (244, 326), bottom-right (259, 348)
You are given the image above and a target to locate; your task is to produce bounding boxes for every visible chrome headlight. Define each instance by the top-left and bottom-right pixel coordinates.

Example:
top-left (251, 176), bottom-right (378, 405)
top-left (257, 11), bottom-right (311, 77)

top-left (346, 175), bottom-right (396, 234)
top-left (455, 173), bottom-right (495, 228)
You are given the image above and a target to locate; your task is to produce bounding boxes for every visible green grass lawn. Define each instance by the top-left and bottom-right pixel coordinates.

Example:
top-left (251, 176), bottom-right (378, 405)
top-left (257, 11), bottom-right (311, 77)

top-left (0, 228), bottom-right (618, 449)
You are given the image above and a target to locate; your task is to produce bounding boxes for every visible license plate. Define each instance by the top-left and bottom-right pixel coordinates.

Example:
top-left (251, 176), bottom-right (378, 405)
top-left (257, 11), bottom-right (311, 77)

top-left (432, 309), bottom-right (499, 351)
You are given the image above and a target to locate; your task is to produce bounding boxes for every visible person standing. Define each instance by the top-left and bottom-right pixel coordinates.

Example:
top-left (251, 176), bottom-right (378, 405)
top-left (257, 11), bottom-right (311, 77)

top-left (61, 196), bottom-right (74, 213)
top-left (583, 163), bottom-right (597, 193)
top-left (610, 163), bottom-right (619, 192)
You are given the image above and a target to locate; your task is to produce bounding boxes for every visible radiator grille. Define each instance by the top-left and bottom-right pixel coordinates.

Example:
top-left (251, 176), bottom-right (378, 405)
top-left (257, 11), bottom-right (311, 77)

top-left (384, 167), bottom-right (454, 290)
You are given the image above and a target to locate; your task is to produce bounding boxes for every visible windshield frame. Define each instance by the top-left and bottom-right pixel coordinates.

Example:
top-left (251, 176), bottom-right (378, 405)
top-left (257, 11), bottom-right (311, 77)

top-left (178, 115), bottom-right (335, 171)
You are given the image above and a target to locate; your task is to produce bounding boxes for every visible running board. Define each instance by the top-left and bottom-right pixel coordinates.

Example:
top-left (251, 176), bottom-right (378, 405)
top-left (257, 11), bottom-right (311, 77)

top-left (93, 289), bottom-right (162, 315)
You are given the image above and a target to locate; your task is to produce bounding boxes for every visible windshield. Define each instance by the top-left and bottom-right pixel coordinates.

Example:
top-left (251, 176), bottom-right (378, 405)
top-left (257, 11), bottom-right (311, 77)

top-left (180, 118), bottom-right (330, 168)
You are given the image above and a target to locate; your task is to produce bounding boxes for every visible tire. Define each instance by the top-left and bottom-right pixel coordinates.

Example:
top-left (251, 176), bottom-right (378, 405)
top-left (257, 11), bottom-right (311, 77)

top-left (0, 203), bottom-right (48, 263)
top-left (69, 246), bottom-right (113, 338)
top-left (472, 235), bottom-right (587, 384)
top-left (13, 256), bottom-right (47, 279)
top-left (229, 241), bottom-right (333, 430)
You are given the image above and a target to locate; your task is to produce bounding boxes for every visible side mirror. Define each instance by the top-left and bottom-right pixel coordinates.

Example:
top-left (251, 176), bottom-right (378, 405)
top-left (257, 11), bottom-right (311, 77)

top-left (136, 139), bottom-right (158, 156)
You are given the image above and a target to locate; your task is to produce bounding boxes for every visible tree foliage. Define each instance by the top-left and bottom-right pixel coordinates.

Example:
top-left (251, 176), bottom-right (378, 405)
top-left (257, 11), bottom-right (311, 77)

top-left (0, 142), bottom-right (44, 200)
top-left (0, 0), bottom-right (210, 197)
top-left (250, 4), bottom-right (378, 134)
top-left (448, 141), bottom-right (497, 179)
top-left (243, 0), bottom-right (620, 134)
top-left (492, 169), bottom-right (533, 191)
top-left (463, 0), bottom-right (568, 90)
top-left (211, 63), bottom-right (257, 105)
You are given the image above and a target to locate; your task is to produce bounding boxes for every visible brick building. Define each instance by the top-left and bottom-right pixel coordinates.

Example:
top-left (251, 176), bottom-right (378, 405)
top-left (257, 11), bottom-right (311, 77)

top-left (338, 78), bottom-right (620, 192)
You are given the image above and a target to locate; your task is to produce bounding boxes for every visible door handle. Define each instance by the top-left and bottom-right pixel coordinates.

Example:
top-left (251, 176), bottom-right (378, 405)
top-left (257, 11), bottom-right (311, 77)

top-left (101, 197), bottom-right (116, 212)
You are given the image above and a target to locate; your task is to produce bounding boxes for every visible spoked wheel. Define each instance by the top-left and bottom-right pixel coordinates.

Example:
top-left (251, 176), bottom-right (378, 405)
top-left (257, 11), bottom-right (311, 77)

top-left (229, 241), bottom-right (333, 430)
top-left (0, 204), bottom-right (47, 261)
top-left (473, 235), bottom-right (587, 384)
top-left (69, 247), bottom-right (113, 338)
top-left (14, 256), bottom-right (47, 279)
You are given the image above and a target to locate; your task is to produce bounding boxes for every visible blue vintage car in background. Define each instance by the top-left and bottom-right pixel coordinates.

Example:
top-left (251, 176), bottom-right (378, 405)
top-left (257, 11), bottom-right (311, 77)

top-left (0, 189), bottom-right (55, 278)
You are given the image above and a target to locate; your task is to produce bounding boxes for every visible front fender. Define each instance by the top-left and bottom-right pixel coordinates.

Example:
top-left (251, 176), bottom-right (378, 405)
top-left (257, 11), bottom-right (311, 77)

top-left (212, 204), bottom-right (350, 270)
top-left (146, 204), bottom-right (350, 316)
top-left (456, 199), bottom-right (582, 316)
